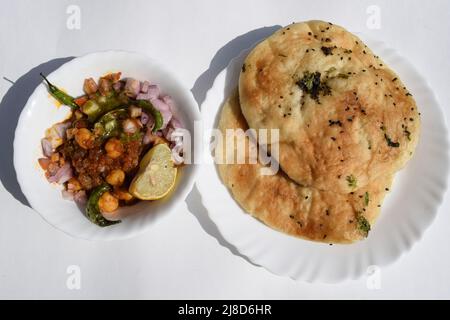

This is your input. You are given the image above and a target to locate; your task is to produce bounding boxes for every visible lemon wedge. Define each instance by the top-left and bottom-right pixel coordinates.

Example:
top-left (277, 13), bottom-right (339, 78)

top-left (129, 144), bottom-right (177, 200)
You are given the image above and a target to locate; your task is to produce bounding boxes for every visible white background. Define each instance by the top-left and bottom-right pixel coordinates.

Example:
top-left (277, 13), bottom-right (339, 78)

top-left (0, 0), bottom-right (449, 299)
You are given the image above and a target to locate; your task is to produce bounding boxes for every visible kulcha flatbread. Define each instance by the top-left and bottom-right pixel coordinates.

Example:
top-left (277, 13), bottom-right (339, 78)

top-left (239, 21), bottom-right (420, 193)
top-left (217, 90), bottom-right (393, 243)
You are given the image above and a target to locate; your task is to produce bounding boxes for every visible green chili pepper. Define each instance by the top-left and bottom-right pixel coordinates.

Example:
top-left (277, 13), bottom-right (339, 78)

top-left (40, 73), bottom-right (78, 110)
top-left (97, 94), bottom-right (124, 109)
top-left (94, 108), bottom-right (128, 140)
top-left (81, 100), bottom-right (102, 122)
top-left (82, 94), bottom-right (127, 122)
top-left (120, 131), bottom-right (144, 143)
top-left (86, 184), bottom-right (121, 227)
top-left (136, 100), bottom-right (163, 132)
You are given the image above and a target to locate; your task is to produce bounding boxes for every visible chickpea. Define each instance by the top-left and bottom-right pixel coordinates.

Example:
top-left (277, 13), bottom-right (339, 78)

top-left (114, 188), bottom-right (134, 201)
top-left (105, 138), bottom-right (124, 159)
top-left (98, 192), bottom-right (119, 213)
top-left (75, 128), bottom-right (95, 149)
top-left (106, 169), bottom-right (125, 186)
top-left (67, 177), bottom-right (82, 192)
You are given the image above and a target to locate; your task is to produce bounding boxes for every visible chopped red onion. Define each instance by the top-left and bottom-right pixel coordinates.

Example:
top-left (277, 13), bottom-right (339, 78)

top-left (170, 117), bottom-right (183, 129)
top-left (74, 190), bottom-right (87, 205)
top-left (161, 95), bottom-right (175, 110)
top-left (140, 80), bottom-right (150, 93)
top-left (124, 78), bottom-right (140, 98)
top-left (143, 127), bottom-right (153, 145)
top-left (47, 163), bottom-right (73, 184)
top-left (150, 98), bottom-right (172, 129)
top-left (113, 81), bottom-right (123, 92)
top-left (61, 189), bottom-right (74, 200)
top-left (147, 117), bottom-right (155, 130)
top-left (41, 138), bottom-right (53, 157)
top-left (54, 122), bottom-right (71, 138)
top-left (147, 85), bottom-right (160, 99)
top-left (136, 92), bottom-right (151, 100)
top-left (140, 111), bottom-right (150, 125)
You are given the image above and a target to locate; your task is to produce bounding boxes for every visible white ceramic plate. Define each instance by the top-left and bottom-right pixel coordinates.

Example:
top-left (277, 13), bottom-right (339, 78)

top-left (14, 50), bottom-right (200, 240)
top-left (197, 37), bottom-right (450, 282)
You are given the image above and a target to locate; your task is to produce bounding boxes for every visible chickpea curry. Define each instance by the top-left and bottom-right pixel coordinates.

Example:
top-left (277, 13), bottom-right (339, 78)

top-left (39, 72), bottom-right (185, 227)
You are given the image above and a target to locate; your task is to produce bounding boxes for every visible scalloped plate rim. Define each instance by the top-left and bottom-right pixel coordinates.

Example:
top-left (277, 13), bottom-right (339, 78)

top-left (197, 35), bottom-right (450, 282)
top-left (13, 50), bottom-right (201, 241)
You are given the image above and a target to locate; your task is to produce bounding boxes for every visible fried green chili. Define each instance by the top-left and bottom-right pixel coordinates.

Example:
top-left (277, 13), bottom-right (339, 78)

top-left (94, 108), bottom-right (128, 140)
top-left (86, 184), bottom-right (121, 227)
top-left (136, 100), bottom-right (163, 132)
top-left (82, 95), bottom-right (126, 122)
top-left (40, 73), bottom-right (78, 110)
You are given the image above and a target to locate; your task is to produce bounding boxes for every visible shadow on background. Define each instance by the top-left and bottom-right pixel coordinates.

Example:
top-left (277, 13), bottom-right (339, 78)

top-left (187, 26), bottom-right (281, 267)
top-left (191, 25), bottom-right (281, 109)
top-left (0, 57), bottom-right (74, 208)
